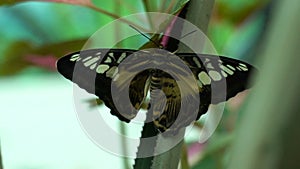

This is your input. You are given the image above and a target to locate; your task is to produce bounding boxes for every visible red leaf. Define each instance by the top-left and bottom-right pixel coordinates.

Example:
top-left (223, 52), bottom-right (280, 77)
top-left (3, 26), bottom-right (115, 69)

top-left (25, 54), bottom-right (57, 70)
top-left (40, 0), bottom-right (92, 6)
top-left (1, 0), bottom-right (92, 6)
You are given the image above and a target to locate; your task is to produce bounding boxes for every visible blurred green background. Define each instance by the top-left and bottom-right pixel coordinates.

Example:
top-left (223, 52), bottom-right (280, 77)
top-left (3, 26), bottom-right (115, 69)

top-left (0, 0), bottom-right (275, 169)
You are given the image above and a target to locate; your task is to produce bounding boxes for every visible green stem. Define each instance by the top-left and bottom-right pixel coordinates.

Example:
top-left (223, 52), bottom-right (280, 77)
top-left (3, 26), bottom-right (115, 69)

top-left (151, 0), bottom-right (215, 168)
top-left (133, 121), bottom-right (159, 169)
top-left (157, 0), bottom-right (214, 169)
top-left (0, 143), bottom-right (3, 169)
top-left (119, 123), bottom-right (130, 169)
top-left (177, 0), bottom-right (215, 53)
top-left (228, 0), bottom-right (300, 169)
top-left (181, 142), bottom-right (190, 169)
top-left (134, 1), bottom-right (215, 168)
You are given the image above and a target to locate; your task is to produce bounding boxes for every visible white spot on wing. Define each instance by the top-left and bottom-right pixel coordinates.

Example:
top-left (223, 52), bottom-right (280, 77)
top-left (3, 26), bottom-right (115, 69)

top-left (89, 63), bottom-right (97, 70)
top-left (193, 57), bottom-right (202, 68)
top-left (239, 63), bottom-right (247, 68)
top-left (106, 66), bottom-right (118, 78)
top-left (204, 58), bottom-right (210, 63)
top-left (198, 71), bottom-right (211, 85)
top-left (113, 73), bottom-right (120, 81)
top-left (220, 64), bottom-right (234, 75)
top-left (104, 57), bottom-right (112, 63)
top-left (239, 65), bottom-right (248, 71)
top-left (221, 70), bottom-right (228, 77)
top-left (226, 64), bottom-right (236, 71)
top-left (208, 70), bottom-right (222, 81)
top-left (197, 80), bottom-right (203, 88)
top-left (96, 64), bottom-right (109, 74)
top-left (84, 57), bottom-right (100, 67)
top-left (83, 56), bottom-right (92, 62)
top-left (117, 53), bottom-right (127, 63)
top-left (206, 63), bottom-right (214, 69)
top-left (108, 52), bottom-right (114, 57)
top-left (70, 54), bottom-right (80, 61)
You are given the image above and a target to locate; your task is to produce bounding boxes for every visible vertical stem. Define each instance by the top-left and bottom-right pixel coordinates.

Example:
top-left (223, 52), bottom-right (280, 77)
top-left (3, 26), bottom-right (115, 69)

top-left (183, 0), bottom-right (214, 34)
top-left (151, 130), bottom-right (185, 169)
top-left (177, 0), bottom-right (215, 53)
top-left (134, 1), bottom-right (215, 168)
top-left (0, 143), bottom-right (3, 169)
top-left (228, 0), bottom-right (300, 169)
top-left (181, 143), bottom-right (190, 169)
top-left (151, 0), bottom-right (215, 168)
top-left (133, 120), bottom-right (159, 169)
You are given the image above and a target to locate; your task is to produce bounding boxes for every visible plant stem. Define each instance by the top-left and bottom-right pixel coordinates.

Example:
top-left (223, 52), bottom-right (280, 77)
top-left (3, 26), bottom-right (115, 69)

top-left (134, 1), bottom-right (215, 168)
top-left (228, 0), bottom-right (300, 169)
top-left (177, 0), bottom-right (215, 53)
top-left (181, 143), bottom-right (190, 169)
top-left (0, 143), bottom-right (3, 169)
top-left (133, 121), bottom-right (159, 169)
top-left (150, 0), bottom-right (215, 168)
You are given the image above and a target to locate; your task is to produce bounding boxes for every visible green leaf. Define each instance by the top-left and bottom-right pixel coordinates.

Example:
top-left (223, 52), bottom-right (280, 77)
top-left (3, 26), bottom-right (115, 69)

top-left (0, 0), bottom-right (23, 5)
top-left (0, 41), bottom-right (34, 75)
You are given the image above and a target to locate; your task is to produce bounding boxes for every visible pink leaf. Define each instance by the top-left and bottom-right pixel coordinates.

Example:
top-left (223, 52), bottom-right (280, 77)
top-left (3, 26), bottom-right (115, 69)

top-left (25, 54), bottom-right (58, 71)
top-left (187, 142), bottom-right (206, 165)
top-left (35, 0), bottom-right (92, 6)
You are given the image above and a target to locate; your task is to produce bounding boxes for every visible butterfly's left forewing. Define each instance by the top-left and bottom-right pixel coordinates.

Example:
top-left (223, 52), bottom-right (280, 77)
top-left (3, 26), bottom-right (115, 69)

top-left (56, 49), bottom-right (149, 122)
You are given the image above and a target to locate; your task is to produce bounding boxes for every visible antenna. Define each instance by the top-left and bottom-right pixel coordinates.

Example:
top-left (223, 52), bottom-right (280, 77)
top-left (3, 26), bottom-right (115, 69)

top-left (180, 30), bottom-right (197, 39)
top-left (129, 25), bottom-right (162, 48)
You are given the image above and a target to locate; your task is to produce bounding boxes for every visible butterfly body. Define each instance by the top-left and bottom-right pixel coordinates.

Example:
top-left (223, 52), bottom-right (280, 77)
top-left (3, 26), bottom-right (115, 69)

top-left (57, 49), bottom-right (255, 134)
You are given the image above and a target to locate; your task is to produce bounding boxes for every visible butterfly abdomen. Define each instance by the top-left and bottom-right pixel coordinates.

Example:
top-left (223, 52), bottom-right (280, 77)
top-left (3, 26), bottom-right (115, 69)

top-left (150, 70), bottom-right (163, 91)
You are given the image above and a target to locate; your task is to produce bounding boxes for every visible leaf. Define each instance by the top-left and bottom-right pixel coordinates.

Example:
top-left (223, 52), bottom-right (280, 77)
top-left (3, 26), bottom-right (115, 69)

top-left (0, 39), bottom-right (88, 76)
top-left (0, 0), bottom-right (23, 5)
top-left (24, 55), bottom-right (57, 71)
top-left (0, 41), bottom-right (34, 75)
top-left (216, 0), bottom-right (268, 24)
top-left (44, 0), bottom-right (92, 6)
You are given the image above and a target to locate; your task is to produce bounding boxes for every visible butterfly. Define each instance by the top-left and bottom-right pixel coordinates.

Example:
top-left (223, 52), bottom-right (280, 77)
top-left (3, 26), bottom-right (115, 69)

top-left (57, 48), bottom-right (256, 135)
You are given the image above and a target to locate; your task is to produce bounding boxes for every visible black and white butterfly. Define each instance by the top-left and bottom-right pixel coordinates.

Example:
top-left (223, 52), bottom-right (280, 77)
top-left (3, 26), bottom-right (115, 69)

top-left (57, 48), bottom-right (255, 134)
